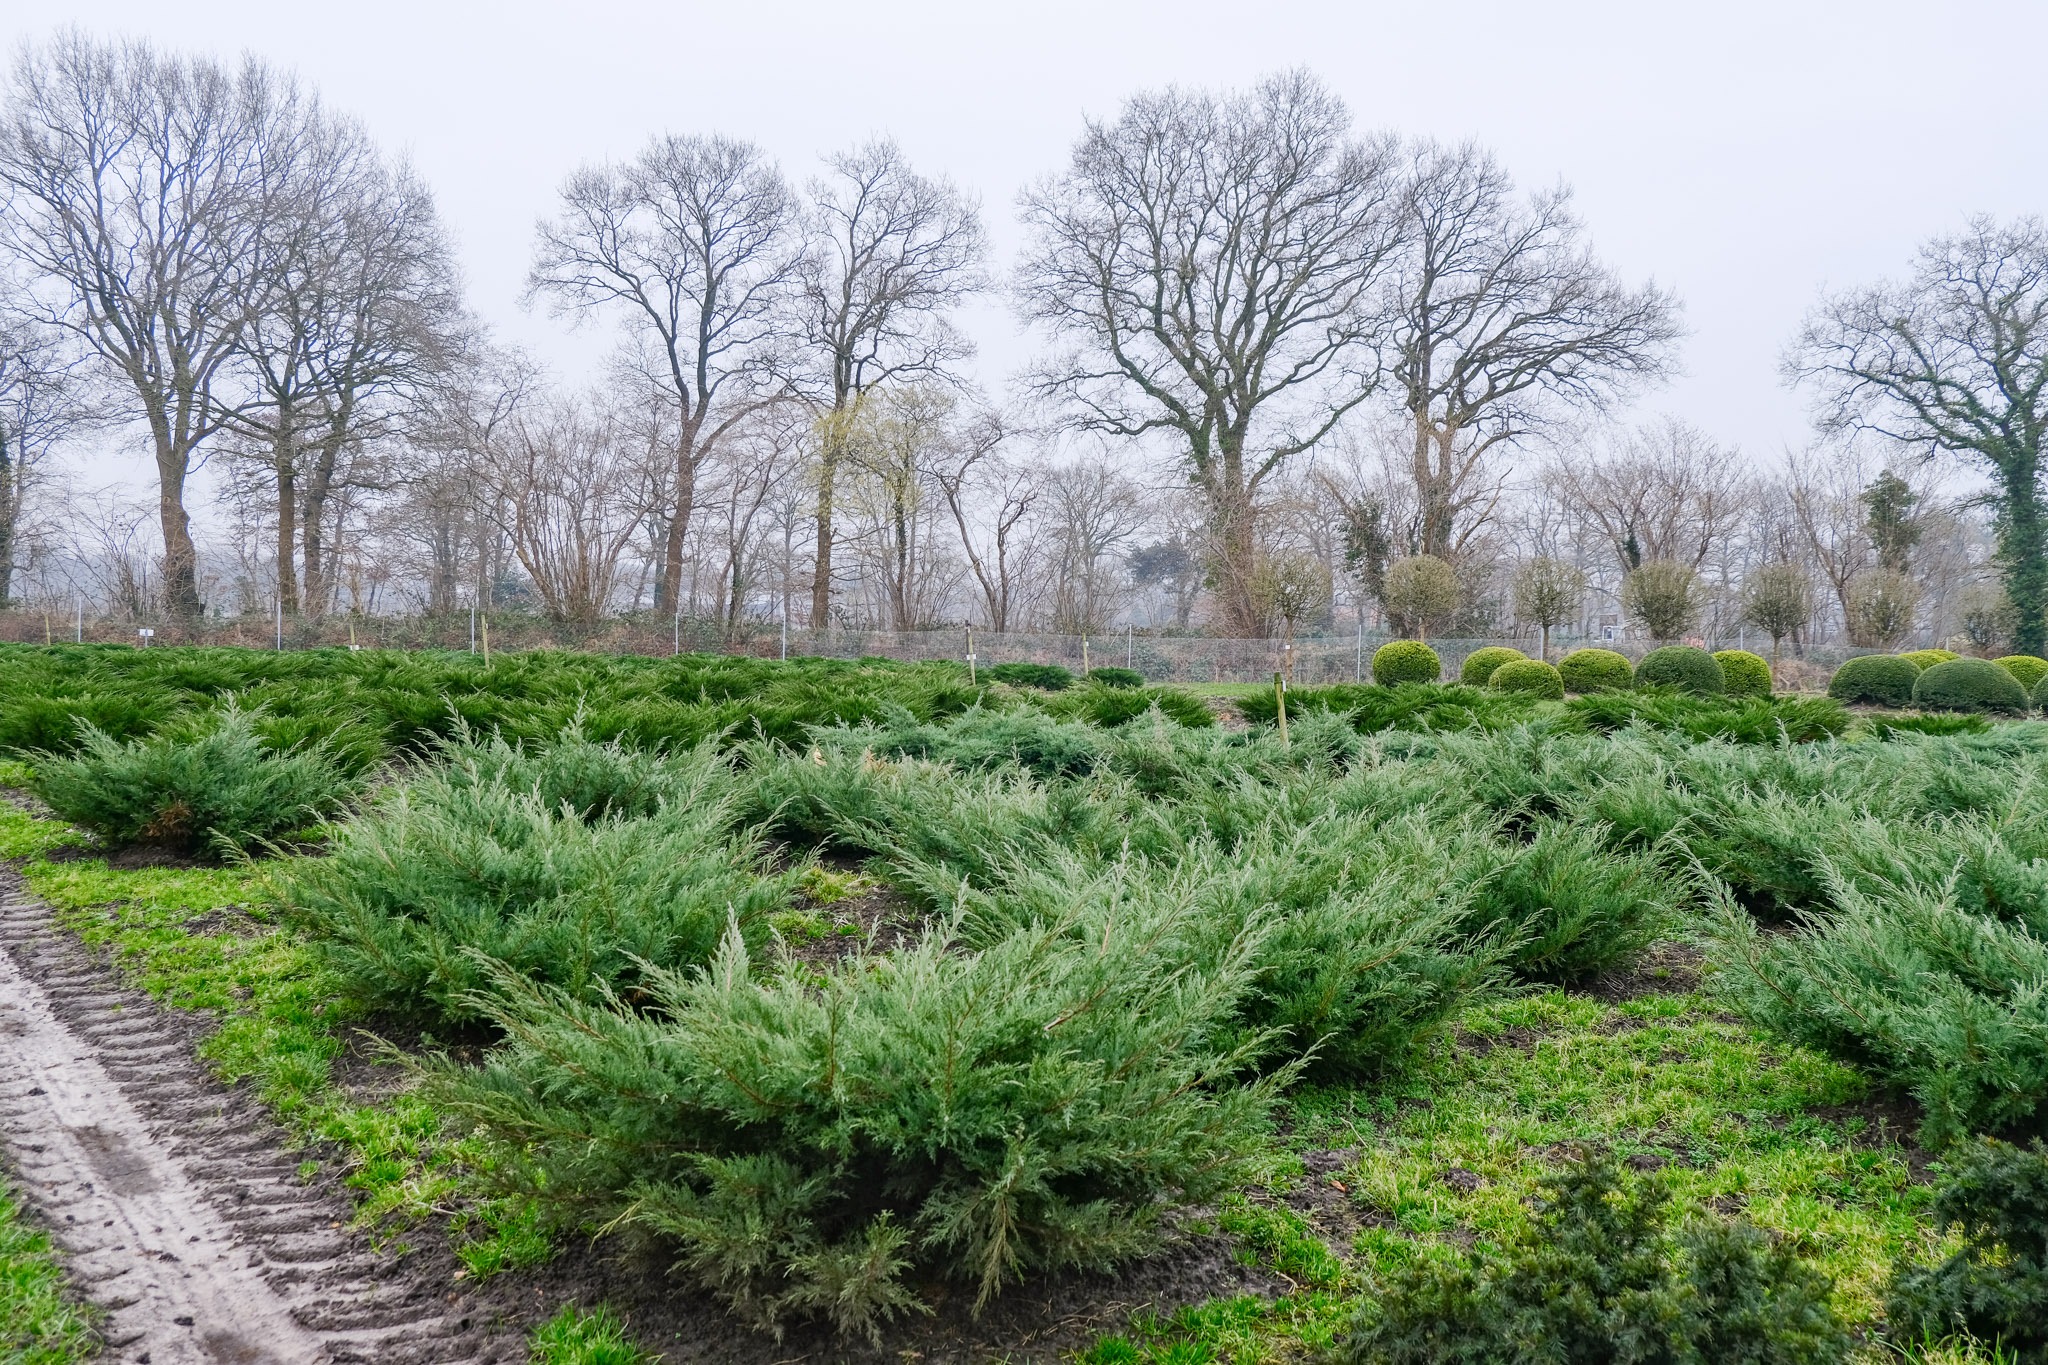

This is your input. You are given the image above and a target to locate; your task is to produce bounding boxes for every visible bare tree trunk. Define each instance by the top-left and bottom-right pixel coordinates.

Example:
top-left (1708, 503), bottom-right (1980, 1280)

top-left (810, 435), bottom-right (839, 627)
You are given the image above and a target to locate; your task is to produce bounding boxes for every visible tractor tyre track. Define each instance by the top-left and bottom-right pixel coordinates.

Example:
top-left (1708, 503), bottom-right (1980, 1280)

top-left (0, 868), bottom-right (518, 1365)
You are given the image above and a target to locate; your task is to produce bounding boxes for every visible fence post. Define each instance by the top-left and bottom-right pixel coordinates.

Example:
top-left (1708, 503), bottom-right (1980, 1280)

top-left (966, 627), bottom-right (976, 685)
top-left (1126, 623), bottom-right (1133, 669)
top-left (74, 596), bottom-right (82, 644)
top-left (1274, 672), bottom-right (1288, 748)
top-left (481, 613), bottom-right (490, 666)
top-left (1356, 613), bottom-right (1364, 682)
top-left (469, 605), bottom-right (476, 654)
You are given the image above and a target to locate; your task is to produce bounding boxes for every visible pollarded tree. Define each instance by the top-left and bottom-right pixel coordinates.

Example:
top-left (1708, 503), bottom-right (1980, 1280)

top-left (1381, 553), bottom-right (1460, 642)
top-left (1790, 216), bottom-right (2048, 653)
top-left (1740, 561), bottom-right (1813, 672)
top-left (1250, 552), bottom-right (1333, 681)
top-left (1846, 567), bottom-right (1919, 650)
top-left (1620, 559), bottom-right (1701, 643)
top-left (1387, 141), bottom-right (1682, 559)
top-left (1512, 556), bottom-right (1587, 659)
top-left (1018, 70), bottom-right (1404, 635)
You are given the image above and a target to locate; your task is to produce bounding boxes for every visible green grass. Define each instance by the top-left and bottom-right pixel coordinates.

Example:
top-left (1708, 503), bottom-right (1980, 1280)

top-left (1086, 983), bottom-right (1954, 1365)
top-left (0, 1176), bottom-right (96, 1365)
top-left (527, 1303), bottom-right (649, 1364)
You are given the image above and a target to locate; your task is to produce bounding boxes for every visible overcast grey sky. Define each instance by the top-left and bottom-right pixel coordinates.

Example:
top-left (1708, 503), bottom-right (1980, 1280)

top-left (16, 0), bottom-right (2048, 475)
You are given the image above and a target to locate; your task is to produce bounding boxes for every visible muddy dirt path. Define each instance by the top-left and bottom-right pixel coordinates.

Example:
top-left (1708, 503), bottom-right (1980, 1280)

top-left (0, 870), bottom-right (516, 1365)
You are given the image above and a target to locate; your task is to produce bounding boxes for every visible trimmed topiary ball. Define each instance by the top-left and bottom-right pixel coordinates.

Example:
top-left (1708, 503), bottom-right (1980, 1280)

top-left (1713, 649), bottom-right (1772, 698)
top-left (1459, 646), bottom-right (1525, 686)
top-left (1557, 648), bottom-right (1634, 693)
top-left (1827, 655), bottom-right (1922, 708)
top-left (1913, 657), bottom-right (2030, 715)
top-left (1994, 655), bottom-right (2048, 692)
top-left (1488, 658), bottom-right (1564, 700)
top-left (1372, 640), bottom-right (1442, 686)
top-left (1635, 645), bottom-right (1725, 696)
top-left (1900, 648), bottom-right (1960, 671)
top-left (1084, 666), bottom-right (1144, 690)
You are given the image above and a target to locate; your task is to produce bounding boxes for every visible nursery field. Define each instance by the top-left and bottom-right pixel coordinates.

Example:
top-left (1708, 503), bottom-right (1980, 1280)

top-left (0, 640), bottom-right (2044, 1364)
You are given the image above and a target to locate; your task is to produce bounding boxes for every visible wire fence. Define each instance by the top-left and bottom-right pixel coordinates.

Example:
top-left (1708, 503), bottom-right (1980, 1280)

top-left (0, 608), bottom-right (1864, 688)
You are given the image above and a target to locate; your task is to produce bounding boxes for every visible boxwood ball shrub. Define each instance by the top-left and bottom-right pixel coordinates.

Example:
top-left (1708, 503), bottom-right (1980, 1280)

top-left (1994, 654), bottom-right (2048, 692)
top-left (1459, 646), bottom-right (1525, 686)
top-left (1900, 648), bottom-right (1960, 671)
top-left (984, 661), bottom-right (1073, 691)
top-left (1083, 666), bottom-right (1144, 689)
top-left (1912, 656), bottom-right (2030, 715)
top-left (1557, 648), bottom-right (1634, 693)
top-left (1713, 649), bottom-right (1772, 698)
top-left (1635, 645), bottom-right (1725, 696)
top-left (1827, 654), bottom-right (1921, 708)
top-left (1488, 658), bottom-right (1564, 700)
top-left (1372, 640), bottom-right (1442, 686)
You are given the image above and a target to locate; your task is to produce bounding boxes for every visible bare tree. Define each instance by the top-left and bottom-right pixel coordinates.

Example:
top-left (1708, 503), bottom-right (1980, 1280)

top-left (801, 140), bottom-right (986, 626)
top-left (0, 34), bottom-right (315, 615)
top-left (1550, 418), bottom-right (1749, 575)
top-left (1018, 71), bottom-right (1403, 634)
top-left (1039, 457), bottom-right (1149, 635)
top-left (0, 308), bottom-right (95, 606)
top-left (229, 114), bottom-right (464, 617)
top-left (931, 411), bottom-right (1038, 632)
top-left (529, 133), bottom-right (800, 614)
top-left (1790, 216), bottom-right (2048, 653)
top-left (833, 385), bottom-right (962, 631)
top-left (477, 390), bottom-right (649, 625)
top-left (1387, 141), bottom-right (1681, 559)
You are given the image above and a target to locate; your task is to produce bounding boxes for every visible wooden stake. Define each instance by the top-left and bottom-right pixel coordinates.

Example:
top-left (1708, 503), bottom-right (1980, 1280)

top-left (1274, 671), bottom-right (1289, 748)
top-left (966, 627), bottom-right (975, 685)
top-left (481, 614), bottom-right (490, 666)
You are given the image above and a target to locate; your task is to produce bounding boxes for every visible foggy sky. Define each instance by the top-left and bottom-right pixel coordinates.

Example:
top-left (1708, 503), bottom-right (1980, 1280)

top-left (15, 0), bottom-right (2048, 484)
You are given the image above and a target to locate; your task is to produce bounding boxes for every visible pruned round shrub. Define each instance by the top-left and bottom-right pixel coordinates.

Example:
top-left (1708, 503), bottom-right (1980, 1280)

top-left (1557, 648), bottom-right (1633, 693)
top-left (1713, 650), bottom-right (1772, 698)
top-left (1994, 655), bottom-right (2048, 692)
top-left (1900, 648), bottom-right (1960, 671)
top-left (1827, 654), bottom-right (1921, 707)
top-left (1488, 659), bottom-right (1564, 700)
top-left (984, 661), bottom-right (1073, 691)
top-left (1459, 646), bottom-right (1525, 686)
top-left (1635, 645), bottom-right (1724, 696)
top-left (1084, 666), bottom-right (1144, 689)
top-left (1913, 657), bottom-right (2030, 715)
top-left (1372, 640), bottom-right (1441, 686)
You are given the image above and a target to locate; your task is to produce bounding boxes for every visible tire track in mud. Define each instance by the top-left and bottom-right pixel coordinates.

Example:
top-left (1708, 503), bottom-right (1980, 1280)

top-left (0, 869), bottom-right (517, 1365)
